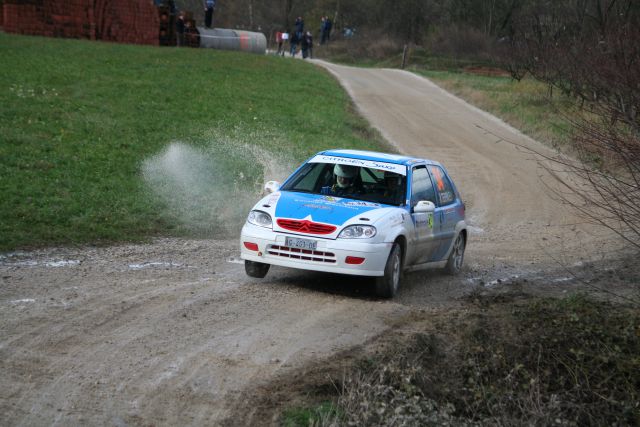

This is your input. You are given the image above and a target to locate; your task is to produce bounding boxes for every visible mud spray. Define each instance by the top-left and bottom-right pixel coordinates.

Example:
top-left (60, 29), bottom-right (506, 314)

top-left (142, 135), bottom-right (295, 238)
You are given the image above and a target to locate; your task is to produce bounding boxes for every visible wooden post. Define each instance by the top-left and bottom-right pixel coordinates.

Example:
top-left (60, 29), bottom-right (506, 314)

top-left (401, 44), bottom-right (408, 69)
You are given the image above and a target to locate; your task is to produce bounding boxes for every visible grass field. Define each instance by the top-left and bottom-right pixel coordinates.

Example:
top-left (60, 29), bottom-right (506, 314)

top-left (420, 69), bottom-right (574, 149)
top-left (0, 33), bottom-right (388, 251)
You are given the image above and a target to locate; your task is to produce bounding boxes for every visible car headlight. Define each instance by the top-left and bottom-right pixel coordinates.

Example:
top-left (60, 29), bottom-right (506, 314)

top-left (338, 225), bottom-right (377, 239)
top-left (247, 210), bottom-right (272, 228)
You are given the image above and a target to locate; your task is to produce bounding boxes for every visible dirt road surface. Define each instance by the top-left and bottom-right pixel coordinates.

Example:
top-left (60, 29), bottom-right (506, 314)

top-left (0, 64), bottom-right (623, 426)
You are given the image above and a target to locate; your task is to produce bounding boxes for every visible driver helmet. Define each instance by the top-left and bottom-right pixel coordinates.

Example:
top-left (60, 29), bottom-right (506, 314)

top-left (334, 164), bottom-right (358, 188)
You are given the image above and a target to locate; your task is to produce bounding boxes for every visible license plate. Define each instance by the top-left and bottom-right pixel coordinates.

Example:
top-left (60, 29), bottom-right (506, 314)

top-left (285, 236), bottom-right (317, 251)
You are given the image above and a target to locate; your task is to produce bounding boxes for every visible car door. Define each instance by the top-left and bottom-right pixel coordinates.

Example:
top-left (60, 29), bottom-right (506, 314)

top-left (427, 165), bottom-right (461, 261)
top-left (409, 166), bottom-right (440, 264)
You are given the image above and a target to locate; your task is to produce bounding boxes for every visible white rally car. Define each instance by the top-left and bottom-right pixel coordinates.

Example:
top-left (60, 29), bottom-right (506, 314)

top-left (240, 149), bottom-right (467, 297)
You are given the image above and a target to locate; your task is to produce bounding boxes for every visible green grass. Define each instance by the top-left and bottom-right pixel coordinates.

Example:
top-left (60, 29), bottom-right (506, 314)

top-left (317, 40), bottom-right (494, 71)
top-left (419, 69), bottom-right (574, 149)
top-left (0, 33), bottom-right (389, 251)
top-left (281, 402), bottom-right (339, 427)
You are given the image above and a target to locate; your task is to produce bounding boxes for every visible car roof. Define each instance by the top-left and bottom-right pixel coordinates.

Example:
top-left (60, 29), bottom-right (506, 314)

top-left (318, 149), bottom-right (441, 167)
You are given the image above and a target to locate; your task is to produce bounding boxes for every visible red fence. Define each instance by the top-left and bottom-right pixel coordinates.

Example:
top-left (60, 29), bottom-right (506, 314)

top-left (2, 0), bottom-right (160, 45)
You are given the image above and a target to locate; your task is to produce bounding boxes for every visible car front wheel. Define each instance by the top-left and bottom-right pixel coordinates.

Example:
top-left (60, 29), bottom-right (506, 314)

top-left (375, 243), bottom-right (402, 298)
top-left (445, 233), bottom-right (465, 275)
top-left (245, 260), bottom-right (270, 278)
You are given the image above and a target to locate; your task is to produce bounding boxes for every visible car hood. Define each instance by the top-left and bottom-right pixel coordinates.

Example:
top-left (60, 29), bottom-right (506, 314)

top-left (254, 191), bottom-right (400, 238)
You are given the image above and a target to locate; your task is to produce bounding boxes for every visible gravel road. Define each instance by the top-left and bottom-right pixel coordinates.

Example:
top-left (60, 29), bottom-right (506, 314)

top-left (0, 63), bottom-right (622, 426)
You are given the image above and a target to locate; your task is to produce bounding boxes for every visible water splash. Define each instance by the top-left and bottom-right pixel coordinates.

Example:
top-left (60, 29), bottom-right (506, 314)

top-left (142, 137), bottom-right (295, 238)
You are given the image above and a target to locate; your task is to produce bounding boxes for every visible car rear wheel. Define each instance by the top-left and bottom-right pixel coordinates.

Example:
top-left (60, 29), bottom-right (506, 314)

top-left (375, 243), bottom-right (402, 298)
top-left (245, 260), bottom-right (270, 278)
top-left (445, 233), bottom-right (465, 275)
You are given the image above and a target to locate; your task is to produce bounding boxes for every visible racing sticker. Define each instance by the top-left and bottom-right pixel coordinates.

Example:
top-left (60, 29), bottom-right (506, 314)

top-left (266, 192), bottom-right (281, 206)
top-left (344, 201), bottom-right (381, 207)
top-left (415, 212), bottom-right (434, 229)
top-left (303, 203), bottom-right (332, 210)
top-left (430, 166), bottom-right (446, 191)
top-left (309, 155), bottom-right (407, 176)
top-left (322, 196), bottom-right (340, 203)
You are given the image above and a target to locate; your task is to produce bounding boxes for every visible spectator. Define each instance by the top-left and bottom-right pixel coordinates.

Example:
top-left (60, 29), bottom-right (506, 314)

top-left (325, 17), bottom-right (332, 42)
top-left (294, 16), bottom-right (304, 41)
top-left (289, 30), bottom-right (299, 57)
top-left (159, 28), bottom-right (169, 45)
top-left (281, 30), bottom-right (289, 56)
top-left (176, 11), bottom-right (185, 47)
top-left (275, 30), bottom-right (283, 55)
top-left (320, 16), bottom-right (327, 45)
top-left (203, 0), bottom-right (215, 28)
top-left (301, 31), bottom-right (313, 59)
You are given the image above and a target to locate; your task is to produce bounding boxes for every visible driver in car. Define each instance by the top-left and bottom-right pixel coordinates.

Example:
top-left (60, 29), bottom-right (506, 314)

top-left (321, 164), bottom-right (363, 196)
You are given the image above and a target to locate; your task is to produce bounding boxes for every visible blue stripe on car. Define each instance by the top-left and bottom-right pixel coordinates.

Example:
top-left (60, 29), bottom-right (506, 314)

top-left (274, 192), bottom-right (379, 226)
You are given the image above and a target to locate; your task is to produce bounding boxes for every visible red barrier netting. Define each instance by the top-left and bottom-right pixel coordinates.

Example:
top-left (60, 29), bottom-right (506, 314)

top-left (2, 0), bottom-right (161, 46)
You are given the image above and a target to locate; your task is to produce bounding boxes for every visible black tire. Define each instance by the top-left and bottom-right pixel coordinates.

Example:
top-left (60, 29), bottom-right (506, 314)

top-left (245, 260), bottom-right (270, 278)
top-left (445, 233), bottom-right (465, 275)
top-left (375, 243), bottom-right (402, 298)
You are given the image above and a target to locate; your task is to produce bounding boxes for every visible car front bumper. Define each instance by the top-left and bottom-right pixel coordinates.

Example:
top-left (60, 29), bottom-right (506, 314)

top-left (240, 223), bottom-right (393, 277)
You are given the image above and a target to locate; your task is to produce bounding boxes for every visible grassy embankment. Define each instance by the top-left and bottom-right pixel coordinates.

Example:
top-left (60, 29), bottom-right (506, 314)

top-left (0, 33), bottom-right (388, 252)
top-left (421, 70), bottom-right (574, 149)
top-left (281, 293), bottom-right (639, 426)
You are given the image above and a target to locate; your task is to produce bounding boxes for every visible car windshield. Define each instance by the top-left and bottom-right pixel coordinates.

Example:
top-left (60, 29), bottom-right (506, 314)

top-left (280, 161), bottom-right (407, 206)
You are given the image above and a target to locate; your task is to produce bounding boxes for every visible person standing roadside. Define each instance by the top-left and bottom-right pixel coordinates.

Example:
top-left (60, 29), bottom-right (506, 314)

top-left (294, 16), bottom-right (304, 42)
top-left (204, 0), bottom-right (215, 29)
top-left (275, 30), bottom-right (283, 55)
top-left (301, 31), bottom-right (313, 59)
top-left (176, 11), bottom-right (185, 47)
top-left (289, 30), bottom-right (298, 57)
top-left (281, 30), bottom-right (289, 56)
top-left (325, 17), bottom-right (332, 43)
top-left (320, 16), bottom-right (327, 44)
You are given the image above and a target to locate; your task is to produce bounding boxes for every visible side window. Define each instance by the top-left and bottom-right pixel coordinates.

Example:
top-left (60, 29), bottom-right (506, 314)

top-left (428, 165), bottom-right (456, 206)
top-left (410, 166), bottom-right (436, 208)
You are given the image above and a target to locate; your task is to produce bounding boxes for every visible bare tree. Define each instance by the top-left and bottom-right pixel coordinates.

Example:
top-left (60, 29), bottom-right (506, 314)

top-left (505, 0), bottom-right (640, 249)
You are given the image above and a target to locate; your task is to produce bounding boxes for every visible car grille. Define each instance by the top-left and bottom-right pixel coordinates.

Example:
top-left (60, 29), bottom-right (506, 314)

top-left (276, 218), bottom-right (337, 235)
top-left (267, 245), bottom-right (336, 263)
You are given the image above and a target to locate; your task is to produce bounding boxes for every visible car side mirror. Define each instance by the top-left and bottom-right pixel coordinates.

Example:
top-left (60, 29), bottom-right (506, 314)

top-left (264, 180), bottom-right (281, 194)
top-left (413, 200), bottom-right (435, 213)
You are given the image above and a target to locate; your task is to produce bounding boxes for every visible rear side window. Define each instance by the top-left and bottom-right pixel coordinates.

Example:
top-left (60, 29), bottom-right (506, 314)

top-left (428, 165), bottom-right (456, 206)
top-left (410, 166), bottom-right (436, 207)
